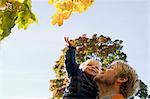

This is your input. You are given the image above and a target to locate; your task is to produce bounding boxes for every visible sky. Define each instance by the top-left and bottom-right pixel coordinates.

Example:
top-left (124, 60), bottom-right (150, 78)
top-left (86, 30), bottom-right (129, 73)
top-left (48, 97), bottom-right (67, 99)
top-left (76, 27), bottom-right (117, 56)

top-left (0, 0), bottom-right (149, 99)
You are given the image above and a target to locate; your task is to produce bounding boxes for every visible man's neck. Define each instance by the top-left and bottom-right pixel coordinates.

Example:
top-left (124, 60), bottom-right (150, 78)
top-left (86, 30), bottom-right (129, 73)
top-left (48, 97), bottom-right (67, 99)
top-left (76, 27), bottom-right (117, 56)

top-left (97, 83), bottom-right (120, 98)
top-left (99, 94), bottom-right (124, 99)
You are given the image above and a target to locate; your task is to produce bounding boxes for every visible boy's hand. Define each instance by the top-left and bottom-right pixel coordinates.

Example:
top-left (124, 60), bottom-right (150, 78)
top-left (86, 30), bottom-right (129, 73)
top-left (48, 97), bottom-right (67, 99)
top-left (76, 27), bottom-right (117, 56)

top-left (64, 37), bottom-right (75, 47)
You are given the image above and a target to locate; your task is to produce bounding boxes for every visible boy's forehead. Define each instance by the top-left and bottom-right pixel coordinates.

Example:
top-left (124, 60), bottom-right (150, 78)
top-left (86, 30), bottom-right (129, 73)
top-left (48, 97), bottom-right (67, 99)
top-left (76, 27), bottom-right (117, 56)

top-left (87, 59), bottom-right (96, 63)
top-left (86, 60), bottom-right (100, 66)
top-left (87, 61), bottom-right (96, 65)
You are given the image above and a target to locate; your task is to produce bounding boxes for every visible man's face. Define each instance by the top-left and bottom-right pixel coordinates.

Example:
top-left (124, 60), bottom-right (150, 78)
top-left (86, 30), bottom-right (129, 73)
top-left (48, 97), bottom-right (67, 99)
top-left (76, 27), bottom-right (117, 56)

top-left (94, 65), bottom-right (119, 85)
top-left (84, 61), bottom-right (101, 78)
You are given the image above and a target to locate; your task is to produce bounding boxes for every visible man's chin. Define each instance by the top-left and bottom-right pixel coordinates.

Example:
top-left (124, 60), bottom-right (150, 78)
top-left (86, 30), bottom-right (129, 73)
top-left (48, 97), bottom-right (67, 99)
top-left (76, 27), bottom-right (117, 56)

top-left (93, 73), bottom-right (104, 82)
top-left (93, 74), bottom-right (98, 81)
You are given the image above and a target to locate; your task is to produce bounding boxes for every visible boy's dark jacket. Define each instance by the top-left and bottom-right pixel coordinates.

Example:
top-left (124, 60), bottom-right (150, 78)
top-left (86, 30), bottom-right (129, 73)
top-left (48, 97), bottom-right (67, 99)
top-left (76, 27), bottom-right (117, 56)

top-left (63, 46), bottom-right (98, 99)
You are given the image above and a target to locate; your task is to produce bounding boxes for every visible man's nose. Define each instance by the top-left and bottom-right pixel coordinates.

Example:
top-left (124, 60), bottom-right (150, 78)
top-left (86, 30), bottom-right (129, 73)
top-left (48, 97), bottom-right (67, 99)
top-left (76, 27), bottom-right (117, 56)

top-left (98, 67), bottom-right (103, 73)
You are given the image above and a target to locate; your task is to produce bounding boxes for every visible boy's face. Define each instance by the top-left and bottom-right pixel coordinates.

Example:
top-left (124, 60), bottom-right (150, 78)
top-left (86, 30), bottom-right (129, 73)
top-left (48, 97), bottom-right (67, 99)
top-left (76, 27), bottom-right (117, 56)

top-left (84, 61), bottom-right (102, 78)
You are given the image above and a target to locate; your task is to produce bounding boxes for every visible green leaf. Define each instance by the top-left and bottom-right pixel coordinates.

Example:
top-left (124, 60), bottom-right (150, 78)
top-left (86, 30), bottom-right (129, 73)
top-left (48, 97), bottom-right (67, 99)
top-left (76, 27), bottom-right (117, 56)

top-left (0, 0), bottom-right (37, 41)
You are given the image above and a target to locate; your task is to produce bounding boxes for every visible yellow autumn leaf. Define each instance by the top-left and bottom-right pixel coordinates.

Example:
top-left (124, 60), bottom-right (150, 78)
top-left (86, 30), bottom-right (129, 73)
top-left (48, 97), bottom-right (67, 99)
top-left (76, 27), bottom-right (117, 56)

top-left (51, 10), bottom-right (72, 26)
top-left (0, 29), bottom-right (3, 35)
top-left (18, 0), bottom-right (24, 3)
top-left (58, 13), bottom-right (63, 26)
top-left (51, 13), bottom-right (63, 26)
top-left (51, 13), bottom-right (58, 25)
top-left (48, 0), bottom-right (54, 4)
top-left (49, 0), bottom-right (94, 26)
top-left (61, 10), bottom-right (72, 19)
top-left (28, 18), bottom-right (34, 24)
top-left (74, 2), bottom-right (85, 13)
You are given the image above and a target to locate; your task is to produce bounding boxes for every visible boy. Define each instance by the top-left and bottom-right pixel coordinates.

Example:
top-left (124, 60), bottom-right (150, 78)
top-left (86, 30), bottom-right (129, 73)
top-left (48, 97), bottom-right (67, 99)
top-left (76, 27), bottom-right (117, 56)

top-left (63, 37), bottom-right (101, 98)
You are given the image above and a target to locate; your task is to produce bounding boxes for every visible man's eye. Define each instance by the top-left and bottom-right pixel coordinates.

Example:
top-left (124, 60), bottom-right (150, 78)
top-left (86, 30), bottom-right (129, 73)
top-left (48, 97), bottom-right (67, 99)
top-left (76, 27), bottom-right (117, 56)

top-left (101, 68), bottom-right (104, 71)
top-left (101, 68), bottom-right (106, 71)
top-left (110, 67), bottom-right (114, 69)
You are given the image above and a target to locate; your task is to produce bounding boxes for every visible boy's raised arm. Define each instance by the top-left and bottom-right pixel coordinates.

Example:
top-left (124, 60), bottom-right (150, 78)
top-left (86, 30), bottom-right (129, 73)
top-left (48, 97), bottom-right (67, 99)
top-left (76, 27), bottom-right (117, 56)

top-left (64, 37), bottom-right (78, 78)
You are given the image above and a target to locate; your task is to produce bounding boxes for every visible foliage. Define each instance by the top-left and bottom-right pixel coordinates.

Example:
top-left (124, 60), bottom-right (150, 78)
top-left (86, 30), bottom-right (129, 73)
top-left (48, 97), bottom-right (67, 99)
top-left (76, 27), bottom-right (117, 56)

top-left (0, 0), bottom-right (93, 40)
top-left (0, 0), bottom-right (37, 41)
top-left (134, 80), bottom-right (150, 99)
top-left (48, 0), bottom-right (94, 26)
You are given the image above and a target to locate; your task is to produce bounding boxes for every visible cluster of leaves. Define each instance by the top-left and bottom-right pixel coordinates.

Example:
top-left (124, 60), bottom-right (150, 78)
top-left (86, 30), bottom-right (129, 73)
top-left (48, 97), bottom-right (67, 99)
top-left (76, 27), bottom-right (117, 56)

top-left (48, 0), bottom-right (94, 26)
top-left (0, 0), bottom-right (37, 41)
top-left (74, 34), bottom-right (127, 66)
top-left (0, 0), bottom-right (93, 40)
top-left (134, 80), bottom-right (150, 99)
top-left (50, 34), bottom-right (127, 98)
top-left (50, 78), bottom-right (68, 98)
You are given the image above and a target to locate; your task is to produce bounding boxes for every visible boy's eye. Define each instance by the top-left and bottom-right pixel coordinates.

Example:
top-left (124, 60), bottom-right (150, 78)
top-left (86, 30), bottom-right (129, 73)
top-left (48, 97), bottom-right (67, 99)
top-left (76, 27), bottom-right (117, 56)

top-left (87, 64), bottom-right (92, 66)
top-left (96, 66), bottom-right (99, 70)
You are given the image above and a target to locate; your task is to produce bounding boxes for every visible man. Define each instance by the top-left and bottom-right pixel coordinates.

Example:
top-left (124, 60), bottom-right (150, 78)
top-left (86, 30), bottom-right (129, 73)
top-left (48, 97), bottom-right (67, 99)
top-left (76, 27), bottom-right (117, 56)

top-left (94, 60), bottom-right (139, 99)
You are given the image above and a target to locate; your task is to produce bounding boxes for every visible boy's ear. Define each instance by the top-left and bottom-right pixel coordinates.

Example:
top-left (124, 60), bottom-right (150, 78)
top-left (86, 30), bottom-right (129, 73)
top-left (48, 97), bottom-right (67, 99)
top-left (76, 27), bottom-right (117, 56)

top-left (79, 63), bottom-right (87, 71)
top-left (117, 77), bottom-right (128, 84)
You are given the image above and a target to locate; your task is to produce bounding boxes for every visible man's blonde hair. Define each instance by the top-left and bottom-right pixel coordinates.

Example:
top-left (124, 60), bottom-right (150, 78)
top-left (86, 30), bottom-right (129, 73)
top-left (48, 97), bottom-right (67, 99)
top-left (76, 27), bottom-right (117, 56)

top-left (79, 59), bottom-right (102, 71)
top-left (111, 60), bottom-right (139, 98)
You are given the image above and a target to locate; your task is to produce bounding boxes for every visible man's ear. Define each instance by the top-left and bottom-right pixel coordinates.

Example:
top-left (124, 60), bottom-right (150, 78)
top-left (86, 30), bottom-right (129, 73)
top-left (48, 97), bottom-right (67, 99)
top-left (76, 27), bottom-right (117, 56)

top-left (117, 77), bottom-right (128, 84)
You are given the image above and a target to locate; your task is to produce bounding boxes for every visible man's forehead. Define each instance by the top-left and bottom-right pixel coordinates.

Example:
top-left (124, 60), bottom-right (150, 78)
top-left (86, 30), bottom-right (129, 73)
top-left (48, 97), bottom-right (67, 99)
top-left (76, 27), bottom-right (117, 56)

top-left (109, 63), bottom-right (120, 69)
